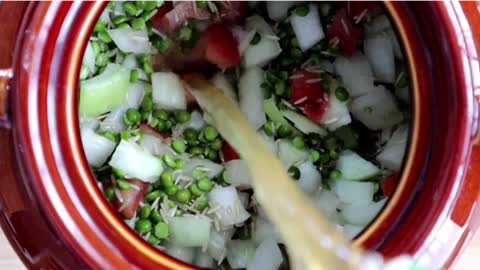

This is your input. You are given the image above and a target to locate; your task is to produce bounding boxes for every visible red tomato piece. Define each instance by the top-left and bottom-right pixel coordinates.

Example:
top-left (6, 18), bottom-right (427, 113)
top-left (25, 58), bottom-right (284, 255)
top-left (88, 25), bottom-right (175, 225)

top-left (151, 1), bottom-right (211, 33)
top-left (327, 9), bottom-right (362, 57)
top-left (290, 69), bottom-right (329, 121)
top-left (203, 23), bottom-right (241, 68)
top-left (339, 1), bottom-right (379, 22)
top-left (114, 179), bottom-right (150, 219)
top-left (222, 142), bottom-right (240, 162)
top-left (304, 102), bottom-right (329, 122)
top-left (150, 2), bottom-right (174, 31)
top-left (291, 69), bottom-right (325, 107)
top-left (382, 173), bottom-right (399, 197)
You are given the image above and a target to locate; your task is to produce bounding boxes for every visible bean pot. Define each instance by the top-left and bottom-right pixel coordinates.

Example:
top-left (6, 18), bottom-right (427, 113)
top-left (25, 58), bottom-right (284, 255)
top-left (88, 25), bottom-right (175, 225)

top-left (1, 1), bottom-right (480, 269)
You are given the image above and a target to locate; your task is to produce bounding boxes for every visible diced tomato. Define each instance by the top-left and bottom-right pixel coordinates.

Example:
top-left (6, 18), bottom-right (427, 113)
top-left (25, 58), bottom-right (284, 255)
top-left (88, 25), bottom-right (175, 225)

top-left (203, 23), bottom-right (241, 69)
top-left (114, 179), bottom-right (150, 219)
top-left (290, 69), bottom-right (329, 121)
top-left (382, 173), bottom-right (399, 197)
top-left (151, 1), bottom-right (211, 33)
top-left (150, 2), bottom-right (174, 31)
top-left (304, 103), bottom-right (329, 122)
top-left (339, 1), bottom-right (379, 22)
top-left (217, 1), bottom-right (248, 23)
top-left (327, 9), bottom-right (362, 57)
top-left (291, 69), bottom-right (325, 107)
top-left (222, 143), bottom-right (240, 162)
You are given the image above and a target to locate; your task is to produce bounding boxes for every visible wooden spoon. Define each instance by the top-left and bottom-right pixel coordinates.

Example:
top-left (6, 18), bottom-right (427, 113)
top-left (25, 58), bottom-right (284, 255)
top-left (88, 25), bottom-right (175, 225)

top-left (183, 75), bottom-right (365, 270)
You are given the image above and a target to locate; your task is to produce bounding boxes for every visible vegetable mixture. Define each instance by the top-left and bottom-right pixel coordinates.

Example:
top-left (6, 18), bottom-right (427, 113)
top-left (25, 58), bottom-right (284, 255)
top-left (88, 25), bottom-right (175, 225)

top-left (79, 1), bottom-right (410, 269)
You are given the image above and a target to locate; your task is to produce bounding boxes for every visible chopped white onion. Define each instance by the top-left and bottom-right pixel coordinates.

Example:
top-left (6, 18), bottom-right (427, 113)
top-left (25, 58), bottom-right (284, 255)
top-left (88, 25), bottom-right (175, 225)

top-left (224, 159), bottom-right (252, 187)
top-left (246, 238), bottom-right (283, 270)
top-left (364, 15), bottom-right (391, 37)
top-left (125, 82), bottom-right (146, 108)
top-left (211, 72), bottom-right (238, 103)
top-left (290, 4), bottom-right (325, 51)
top-left (80, 117), bottom-right (99, 130)
top-left (112, 1), bottom-right (126, 17)
top-left (340, 198), bottom-right (388, 226)
top-left (226, 240), bottom-right (256, 269)
top-left (165, 243), bottom-right (196, 264)
top-left (243, 37), bottom-right (282, 68)
top-left (151, 72), bottom-right (187, 110)
top-left (318, 60), bottom-right (334, 73)
top-left (266, 1), bottom-right (295, 21)
top-left (377, 125), bottom-right (408, 171)
top-left (333, 52), bottom-right (376, 97)
top-left (320, 92), bottom-right (352, 131)
top-left (364, 33), bottom-right (395, 83)
top-left (172, 111), bottom-right (206, 138)
top-left (194, 251), bottom-right (215, 268)
top-left (297, 161), bottom-right (322, 195)
top-left (378, 127), bottom-right (394, 146)
top-left (80, 127), bottom-right (116, 168)
top-left (313, 189), bottom-right (341, 218)
top-left (182, 158), bottom-right (223, 179)
top-left (243, 16), bottom-right (281, 67)
top-left (82, 42), bottom-right (96, 74)
top-left (207, 228), bottom-right (234, 261)
top-left (230, 26), bottom-right (255, 56)
top-left (141, 134), bottom-right (176, 156)
top-left (245, 15), bottom-right (276, 36)
top-left (342, 224), bottom-right (365, 239)
top-left (100, 82), bottom-right (146, 133)
top-left (254, 218), bottom-right (283, 245)
top-left (99, 8), bottom-right (112, 25)
top-left (109, 140), bottom-right (163, 182)
top-left (122, 54), bottom-right (139, 69)
top-left (336, 150), bottom-right (380, 181)
top-left (238, 192), bottom-right (250, 208)
top-left (208, 186), bottom-right (250, 227)
top-left (333, 179), bottom-right (374, 204)
top-left (282, 110), bottom-right (327, 135)
top-left (387, 29), bottom-right (404, 59)
top-left (100, 107), bottom-right (126, 133)
top-left (277, 140), bottom-right (309, 168)
top-left (350, 86), bottom-right (404, 130)
top-left (108, 28), bottom-right (152, 54)
top-left (238, 67), bottom-right (267, 129)
top-left (169, 216), bottom-right (211, 247)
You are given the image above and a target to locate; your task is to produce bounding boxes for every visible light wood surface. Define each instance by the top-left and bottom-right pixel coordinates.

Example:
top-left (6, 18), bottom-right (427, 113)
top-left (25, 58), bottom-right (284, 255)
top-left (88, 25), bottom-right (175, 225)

top-left (0, 229), bottom-right (478, 269)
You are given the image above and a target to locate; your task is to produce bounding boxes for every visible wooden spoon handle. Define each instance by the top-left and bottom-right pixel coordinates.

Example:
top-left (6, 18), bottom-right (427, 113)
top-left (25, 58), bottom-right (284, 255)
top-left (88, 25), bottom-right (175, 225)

top-left (184, 75), bottom-right (364, 270)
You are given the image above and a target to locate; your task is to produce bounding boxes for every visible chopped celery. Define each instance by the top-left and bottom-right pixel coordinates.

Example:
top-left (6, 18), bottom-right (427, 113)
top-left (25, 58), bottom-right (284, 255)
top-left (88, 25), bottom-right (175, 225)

top-left (79, 63), bottom-right (130, 116)
top-left (263, 97), bottom-right (294, 130)
top-left (281, 110), bottom-right (327, 136)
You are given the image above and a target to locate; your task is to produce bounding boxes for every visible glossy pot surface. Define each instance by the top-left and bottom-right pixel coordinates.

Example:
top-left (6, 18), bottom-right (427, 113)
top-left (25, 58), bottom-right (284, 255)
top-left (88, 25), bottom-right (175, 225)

top-left (1, 1), bottom-right (480, 269)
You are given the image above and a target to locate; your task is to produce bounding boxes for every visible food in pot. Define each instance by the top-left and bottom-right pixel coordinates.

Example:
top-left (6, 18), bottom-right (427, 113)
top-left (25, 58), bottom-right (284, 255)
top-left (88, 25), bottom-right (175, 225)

top-left (79, 1), bottom-right (410, 268)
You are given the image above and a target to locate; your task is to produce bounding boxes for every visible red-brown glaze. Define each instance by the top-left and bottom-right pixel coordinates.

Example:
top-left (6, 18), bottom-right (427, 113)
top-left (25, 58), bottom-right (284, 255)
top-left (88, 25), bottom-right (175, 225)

top-left (370, 2), bottom-right (480, 268)
top-left (0, 1), bottom-right (479, 270)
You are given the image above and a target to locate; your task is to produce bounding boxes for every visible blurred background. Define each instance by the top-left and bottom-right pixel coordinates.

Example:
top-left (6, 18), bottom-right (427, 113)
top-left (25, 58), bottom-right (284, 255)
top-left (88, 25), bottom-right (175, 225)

top-left (0, 230), bottom-right (478, 269)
